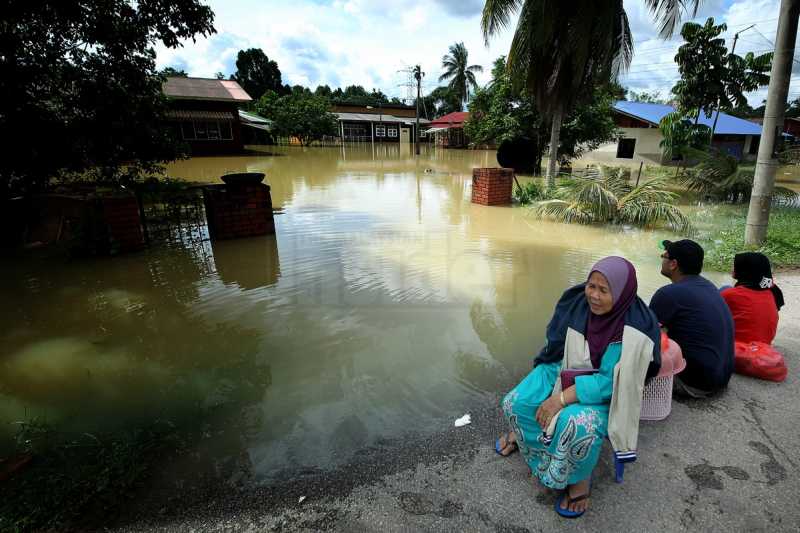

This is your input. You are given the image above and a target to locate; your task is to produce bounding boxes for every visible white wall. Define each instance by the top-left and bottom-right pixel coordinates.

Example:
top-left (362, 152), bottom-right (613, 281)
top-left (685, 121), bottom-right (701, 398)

top-left (591, 127), bottom-right (665, 164)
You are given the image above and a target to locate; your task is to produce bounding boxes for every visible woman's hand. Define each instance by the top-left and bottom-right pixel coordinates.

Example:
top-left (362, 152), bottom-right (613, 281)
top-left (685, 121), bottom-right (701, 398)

top-left (535, 395), bottom-right (562, 429)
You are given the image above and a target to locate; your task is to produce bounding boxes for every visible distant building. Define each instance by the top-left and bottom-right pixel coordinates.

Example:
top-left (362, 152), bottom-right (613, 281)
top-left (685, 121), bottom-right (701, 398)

top-left (749, 116), bottom-right (800, 139)
top-left (426, 112), bottom-right (469, 148)
top-left (162, 77), bottom-right (252, 155)
top-left (332, 103), bottom-right (430, 143)
top-left (595, 101), bottom-right (762, 163)
top-left (238, 109), bottom-right (273, 145)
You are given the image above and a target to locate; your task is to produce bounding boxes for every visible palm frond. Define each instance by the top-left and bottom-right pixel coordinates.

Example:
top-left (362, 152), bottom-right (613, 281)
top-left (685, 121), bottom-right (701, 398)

top-left (533, 199), bottom-right (596, 225)
top-left (613, 5), bottom-right (634, 75)
top-left (644, 0), bottom-right (700, 38)
top-left (481, 0), bottom-right (523, 44)
top-left (617, 199), bottom-right (693, 233)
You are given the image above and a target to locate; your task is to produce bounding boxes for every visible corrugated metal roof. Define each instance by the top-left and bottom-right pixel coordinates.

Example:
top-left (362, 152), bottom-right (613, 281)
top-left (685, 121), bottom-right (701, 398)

top-left (335, 112), bottom-right (430, 124)
top-left (163, 77), bottom-right (252, 102)
top-left (613, 101), bottom-right (762, 136)
top-left (165, 110), bottom-right (235, 121)
top-left (239, 110), bottom-right (272, 125)
top-left (429, 111), bottom-right (469, 127)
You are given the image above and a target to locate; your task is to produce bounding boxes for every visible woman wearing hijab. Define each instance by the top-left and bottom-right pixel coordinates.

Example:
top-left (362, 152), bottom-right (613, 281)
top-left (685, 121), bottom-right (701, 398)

top-left (721, 252), bottom-right (785, 344)
top-left (495, 256), bottom-right (661, 518)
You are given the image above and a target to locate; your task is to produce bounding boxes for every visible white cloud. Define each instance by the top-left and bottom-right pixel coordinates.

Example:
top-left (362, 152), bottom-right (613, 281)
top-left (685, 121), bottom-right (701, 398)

top-left (154, 0), bottom-right (791, 106)
top-left (621, 0), bottom-right (791, 106)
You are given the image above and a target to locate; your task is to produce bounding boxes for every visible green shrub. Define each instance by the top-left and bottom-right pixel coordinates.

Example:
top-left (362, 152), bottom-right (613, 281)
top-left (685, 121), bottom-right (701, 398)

top-left (514, 180), bottom-right (548, 205)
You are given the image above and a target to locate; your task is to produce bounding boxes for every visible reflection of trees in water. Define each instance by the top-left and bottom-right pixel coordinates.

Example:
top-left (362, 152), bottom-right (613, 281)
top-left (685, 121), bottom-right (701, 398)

top-left (463, 240), bottom-right (580, 379)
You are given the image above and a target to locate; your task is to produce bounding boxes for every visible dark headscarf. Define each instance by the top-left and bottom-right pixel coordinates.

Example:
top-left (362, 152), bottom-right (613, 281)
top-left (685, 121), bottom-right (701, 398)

top-left (733, 252), bottom-right (784, 310)
top-left (586, 256), bottom-right (638, 368)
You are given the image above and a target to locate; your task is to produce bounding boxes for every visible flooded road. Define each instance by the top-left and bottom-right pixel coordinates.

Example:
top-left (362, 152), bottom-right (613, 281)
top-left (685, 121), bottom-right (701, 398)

top-left (0, 144), bottom-right (729, 481)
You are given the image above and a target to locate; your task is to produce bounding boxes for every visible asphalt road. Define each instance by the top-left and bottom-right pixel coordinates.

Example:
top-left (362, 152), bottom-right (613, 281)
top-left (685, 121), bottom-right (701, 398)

top-left (114, 275), bottom-right (800, 532)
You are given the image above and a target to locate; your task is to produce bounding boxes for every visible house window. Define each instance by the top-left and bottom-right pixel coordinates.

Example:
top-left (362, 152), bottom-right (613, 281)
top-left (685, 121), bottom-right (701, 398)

top-left (387, 127), bottom-right (398, 137)
top-left (616, 138), bottom-right (636, 159)
top-left (344, 124), bottom-right (366, 138)
top-left (181, 120), bottom-right (232, 141)
top-left (180, 122), bottom-right (195, 140)
top-left (376, 125), bottom-right (386, 137)
top-left (220, 121), bottom-right (233, 140)
top-left (206, 121), bottom-right (221, 140)
top-left (194, 121), bottom-right (208, 140)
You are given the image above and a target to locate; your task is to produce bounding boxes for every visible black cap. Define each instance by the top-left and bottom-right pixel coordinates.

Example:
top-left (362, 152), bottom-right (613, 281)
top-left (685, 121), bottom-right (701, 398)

top-left (662, 239), bottom-right (704, 275)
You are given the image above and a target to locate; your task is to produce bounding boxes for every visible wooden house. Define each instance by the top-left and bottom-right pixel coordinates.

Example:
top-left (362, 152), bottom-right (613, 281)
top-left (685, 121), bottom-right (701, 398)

top-left (162, 77), bottom-right (252, 155)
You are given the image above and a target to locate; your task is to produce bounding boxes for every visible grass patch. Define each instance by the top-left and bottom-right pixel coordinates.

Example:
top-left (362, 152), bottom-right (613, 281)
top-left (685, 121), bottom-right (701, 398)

top-left (699, 207), bottom-right (800, 272)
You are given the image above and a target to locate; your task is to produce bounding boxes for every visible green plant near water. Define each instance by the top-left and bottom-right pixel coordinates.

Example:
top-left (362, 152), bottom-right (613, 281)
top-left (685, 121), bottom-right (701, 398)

top-left (681, 149), bottom-right (799, 204)
top-left (531, 167), bottom-right (692, 232)
top-left (514, 180), bottom-right (550, 205)
top-left (701, 207), bottom-right (800, 271)
top-left (1, 418), bottom-right (185, 532)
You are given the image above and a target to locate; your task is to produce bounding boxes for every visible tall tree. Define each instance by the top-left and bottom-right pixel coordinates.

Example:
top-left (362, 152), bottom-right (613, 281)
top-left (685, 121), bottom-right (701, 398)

top-left (232, 48), bottom-right (283, 100)
top-left (465, 57), bottom-right (619, 172)
top-left (481, 0), bottom-right (700, 187)
top-left (161, 67), bottom-right (189, 77)
top-left (438, 42), bottom-right (483, 111)
top-left (673, 18), bottom-right (771, 121)
top-left (667, 17), bottom-right (771, 151)
top-left (418, 86), bottom-right (462, 118)
top-left (255, 91), bottom-right (337, 146)
top-left (626, 90), bottom-right (668, 104)
top-left (0, 0), bottom-right (215, 199)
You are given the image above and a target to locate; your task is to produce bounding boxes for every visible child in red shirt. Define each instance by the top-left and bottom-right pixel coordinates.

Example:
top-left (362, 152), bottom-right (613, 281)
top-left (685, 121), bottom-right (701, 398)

top-left (720, 253), bottom-right (784, 344)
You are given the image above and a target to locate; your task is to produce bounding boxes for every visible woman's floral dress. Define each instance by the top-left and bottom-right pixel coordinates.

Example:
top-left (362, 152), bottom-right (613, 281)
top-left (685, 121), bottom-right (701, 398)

top-left (502, 342), bottom-right (622, 488)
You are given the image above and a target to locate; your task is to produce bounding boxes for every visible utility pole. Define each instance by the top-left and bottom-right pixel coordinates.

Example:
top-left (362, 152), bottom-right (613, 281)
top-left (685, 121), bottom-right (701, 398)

top-left (710, 24), bottom-right (755, 137)
top-left (414, 65), bottom-right (424, 156)
top-left (745, 0), bottom-right (800, 245)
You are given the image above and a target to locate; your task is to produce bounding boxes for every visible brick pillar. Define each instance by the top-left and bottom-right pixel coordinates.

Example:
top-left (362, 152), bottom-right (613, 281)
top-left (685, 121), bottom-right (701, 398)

top-left (102, 195), bottom-right (146, 253)
top-left (471, 167), bottom-right (514, 206)
top-left (203, 183), bottom-right (275, 240)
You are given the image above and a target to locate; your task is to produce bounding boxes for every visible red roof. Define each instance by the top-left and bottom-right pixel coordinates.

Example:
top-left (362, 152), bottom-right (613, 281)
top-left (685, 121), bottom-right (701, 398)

top-left (429, 111), bottom-right (468, 127)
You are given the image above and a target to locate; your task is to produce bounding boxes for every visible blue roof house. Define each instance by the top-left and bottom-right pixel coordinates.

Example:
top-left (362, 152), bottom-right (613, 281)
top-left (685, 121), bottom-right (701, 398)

top-left (592, 101), bottom-right (762, 164)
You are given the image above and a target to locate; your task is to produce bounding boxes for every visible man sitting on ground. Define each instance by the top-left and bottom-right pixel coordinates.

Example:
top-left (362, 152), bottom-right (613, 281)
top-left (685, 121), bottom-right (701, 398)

top-left (650, 239), bottom-right (735, 397)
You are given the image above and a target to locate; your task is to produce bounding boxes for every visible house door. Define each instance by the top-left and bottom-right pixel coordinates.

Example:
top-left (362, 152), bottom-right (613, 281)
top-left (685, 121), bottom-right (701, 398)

top-left (400, 127), bottom-right (411, 143)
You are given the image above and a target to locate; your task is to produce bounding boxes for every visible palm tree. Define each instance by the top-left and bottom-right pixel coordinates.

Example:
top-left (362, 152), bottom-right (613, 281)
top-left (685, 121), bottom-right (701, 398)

top-left (439, 42), bottom-right (484, 111)
top-left (481, 0), bottom-right (700, 187)
top-left (681, 149), bottom-right (798, 204)
top-left (534, 167), bottom-right (692, 232)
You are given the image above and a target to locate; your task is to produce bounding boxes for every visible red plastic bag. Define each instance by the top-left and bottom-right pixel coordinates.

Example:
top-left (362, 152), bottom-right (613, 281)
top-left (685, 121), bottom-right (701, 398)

top-left (734, 341), bottom-right (788, 382)
top-left (660, 331), bottom-right (670, 354)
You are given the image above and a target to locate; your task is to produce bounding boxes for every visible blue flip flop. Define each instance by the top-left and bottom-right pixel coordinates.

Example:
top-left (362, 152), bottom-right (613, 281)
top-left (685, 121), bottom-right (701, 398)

top-left (494, 432), bottom-right (518, 456)
top-left (555, 478), bottom-right (592, 518)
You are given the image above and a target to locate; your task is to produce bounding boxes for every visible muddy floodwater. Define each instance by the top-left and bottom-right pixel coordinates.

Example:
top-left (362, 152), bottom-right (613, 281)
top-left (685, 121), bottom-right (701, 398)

top-left (1, 144), bottom-right (731, 481)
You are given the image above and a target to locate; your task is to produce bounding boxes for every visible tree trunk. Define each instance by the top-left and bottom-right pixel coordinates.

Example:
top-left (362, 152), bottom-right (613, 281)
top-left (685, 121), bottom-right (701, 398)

top-left (745, 0), bottom-right (799, 245)
top-left (546, 106), bottom-right (563, 188)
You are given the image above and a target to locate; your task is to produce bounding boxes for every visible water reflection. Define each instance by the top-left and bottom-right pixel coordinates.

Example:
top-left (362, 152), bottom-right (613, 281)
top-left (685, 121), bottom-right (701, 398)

top-left (212, 235), bottom-right (281, 290)
top-left (1, 144), bottom-right (731, 480)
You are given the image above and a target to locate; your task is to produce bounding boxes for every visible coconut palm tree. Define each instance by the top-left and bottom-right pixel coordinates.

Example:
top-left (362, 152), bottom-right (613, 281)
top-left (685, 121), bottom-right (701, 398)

top-left (439, 42), bottom-right (484, 111)
top-left (681, 149), bottom-right (798, 204)
top-left (481, 0), bottom-right (700, 187)
top-left (534, 167), bottom-right (692, 232)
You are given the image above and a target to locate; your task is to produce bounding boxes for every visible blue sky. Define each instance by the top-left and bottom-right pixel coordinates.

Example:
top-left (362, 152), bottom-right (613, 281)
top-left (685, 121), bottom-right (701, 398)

top-left (155, 0), bottom-right (792, 106)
